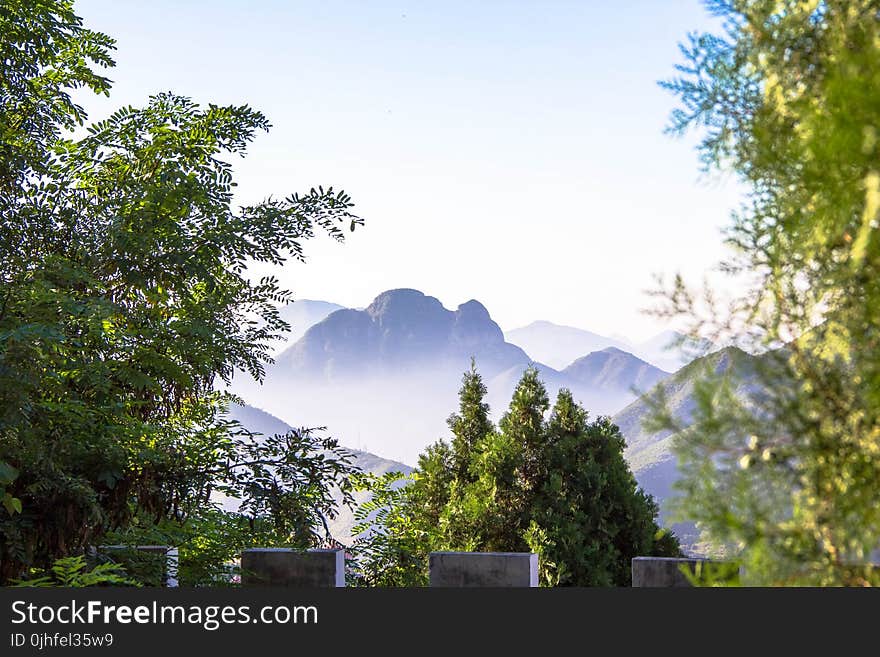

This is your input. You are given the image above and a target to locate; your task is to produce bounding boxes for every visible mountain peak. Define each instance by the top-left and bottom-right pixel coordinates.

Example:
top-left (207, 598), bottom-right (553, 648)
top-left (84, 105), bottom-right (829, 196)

top-left (366, 288), bottom-right (443, 318)
top-left (562, 347), bottom-right (669, 392)
top-left (598, 346), bottom-right (630, 356)
top-left (456, 299), bottom-right (491, 319)
top-left (505, 321), bottom-right (631, 370)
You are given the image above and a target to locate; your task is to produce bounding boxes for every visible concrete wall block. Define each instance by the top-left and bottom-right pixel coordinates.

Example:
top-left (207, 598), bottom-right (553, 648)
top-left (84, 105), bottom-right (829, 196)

top-left (429, 551), bottom-right (539, 587)
top-left (240, 548), bottom-right (345, 587)
top-left (631, 556), bottom-right (738, 587)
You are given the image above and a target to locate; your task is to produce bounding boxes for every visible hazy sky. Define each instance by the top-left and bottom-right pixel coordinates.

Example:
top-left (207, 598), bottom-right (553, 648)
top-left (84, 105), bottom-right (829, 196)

top-left (76, 0), bottom-right (742, 342)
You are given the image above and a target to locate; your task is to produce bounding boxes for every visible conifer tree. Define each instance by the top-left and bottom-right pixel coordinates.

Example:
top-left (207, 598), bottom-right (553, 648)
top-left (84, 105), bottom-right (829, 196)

top-left (447, 360), bottom-right (495, 481)
top-left (355, 365), bottom-right (679, 586)
top-left (532, 390), bottom-right (678, 585)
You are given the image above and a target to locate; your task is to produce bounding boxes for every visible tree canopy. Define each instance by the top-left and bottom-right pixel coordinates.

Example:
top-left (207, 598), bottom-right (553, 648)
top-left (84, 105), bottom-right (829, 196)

top-left (0, 0), bottom-right (362, 583)
top-left (352, 364), bottom-right (679, 586)
top-left (656, 0), bottom-right (880, 585)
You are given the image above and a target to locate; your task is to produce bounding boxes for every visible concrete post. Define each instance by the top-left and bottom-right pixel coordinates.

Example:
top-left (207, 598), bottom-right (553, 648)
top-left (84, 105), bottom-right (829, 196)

top-left (240, 548), bottom-right (345, 587)
top-left (429, 551), bottom-right (539, 587)
top-left (631, 556), bottom-right (738, 587)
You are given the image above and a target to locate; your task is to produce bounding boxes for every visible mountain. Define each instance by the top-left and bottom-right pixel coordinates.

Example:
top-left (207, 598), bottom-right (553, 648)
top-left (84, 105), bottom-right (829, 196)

top-left (632, 330), bottom-right (716, 373)
top-left (503, 321), bottom-right (631, 370)
top-left (275, 289), bottom-right (530, 380)
top-left (229, 288), bottom-right (682, 466)
top-left (228, 293), bottom-right (766, 554)
top-left (504, 322), bottom-right (717, 373)
top-left (242, 289), bottom-right (535, 464)
top-left (483, 349), bottom-right (671, 421)
top-left (224, 403), bottom-right (293, 437)
top-left (273, 300), bottom-right (346, 354)
top-left (613, 346), bottom-right (759, 552)
top-left (562, 347), bottom-right (669, 393)
top-left (223, 403), bottom-right (412, 543)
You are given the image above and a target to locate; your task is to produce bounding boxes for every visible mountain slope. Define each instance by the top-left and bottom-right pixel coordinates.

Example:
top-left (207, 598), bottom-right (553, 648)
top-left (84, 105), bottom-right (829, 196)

top-left (504, 321), bottom-right (631, 369)
top-left (275, 300), bottom-right (345, 352)
top-left (615, 346), bottom-right (756, 457)
top-left (613, 346), bottom-right (759, 551)
top-left (562, 347), bottom-right (669, 393)
top-left (632, 330), bottom-right (716, 373)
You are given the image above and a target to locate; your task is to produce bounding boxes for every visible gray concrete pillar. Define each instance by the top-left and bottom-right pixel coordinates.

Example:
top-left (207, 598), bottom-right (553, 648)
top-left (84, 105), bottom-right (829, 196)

top-left (240, 548), bottom-right (345, 587)
top-left (631, 556), bottom-right (738, 587)
top-left (429, 551), bottom-right (539, 587)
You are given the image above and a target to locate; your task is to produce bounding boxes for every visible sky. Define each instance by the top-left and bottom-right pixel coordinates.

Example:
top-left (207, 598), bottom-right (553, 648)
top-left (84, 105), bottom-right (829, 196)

top-left (76, 0), bottom-right (743, 343)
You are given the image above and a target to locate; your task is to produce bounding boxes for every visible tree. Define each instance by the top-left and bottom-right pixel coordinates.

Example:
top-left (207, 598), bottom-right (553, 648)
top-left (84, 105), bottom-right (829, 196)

top-left (533, 390), bottom-right (679, 585)
top-left (0, 0), bottom-right (362, 582)
top-left (448, 359), bottom-right (494, 481)
top-left (99, 423), bottom-right (358, 586)
top-left (656, 0), bottom-right (880, 585)
top-left (352, 365), bottom-right (678, 586)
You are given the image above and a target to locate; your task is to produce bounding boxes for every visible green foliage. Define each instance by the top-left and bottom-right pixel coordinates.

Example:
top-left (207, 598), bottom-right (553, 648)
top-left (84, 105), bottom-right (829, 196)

top-left (348, 471), bottom-right (427, 587)
top-left (657, 0), bottom-right (880, 585)
top-left (353, 366), bottom-right (679, 586)
top-left (678, 560), bottom-right (742, 588)
top-left (12, 555), bottom-right (136, 588)
top-left (0, 0), bottom-right (115, 191)
top-left (0, 461), bottom-right (21, 516)
top-left (221, 423), bottom-right (358, 546)
top-left (103, 423), bottom-right (359, 586)
top-left (0, 0), bottom-right (361, 583)
top-left (448, 359), bottom-right (494, 480)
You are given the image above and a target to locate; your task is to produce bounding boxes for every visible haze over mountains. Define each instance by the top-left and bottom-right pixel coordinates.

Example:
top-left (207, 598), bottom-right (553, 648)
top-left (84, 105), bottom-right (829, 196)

top-left (230, 288), bottom-right (680, 465)
top-left (225, 288), bottom-right (761, 553)
top-left (503, 321), bottom-right (632, 370)
top-left (504, 321), bottom-right (715, 372)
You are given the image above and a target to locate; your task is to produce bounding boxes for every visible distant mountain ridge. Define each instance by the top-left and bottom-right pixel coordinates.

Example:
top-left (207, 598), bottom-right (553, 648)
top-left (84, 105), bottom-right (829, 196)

top-left (504, 321), bottom-right (631, 370)
top-left (504, 321), bottom-right (716, 373)
top-left (562, 347), bottom-right (668, 392)
top-left (631, 330), bottom-right (717, 373)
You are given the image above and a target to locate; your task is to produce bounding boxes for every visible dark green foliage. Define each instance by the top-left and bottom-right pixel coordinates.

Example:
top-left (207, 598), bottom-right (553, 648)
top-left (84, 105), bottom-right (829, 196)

top-left (0, 0), bottom-right (115, 190)
top-left (448, 360), bottom-right (494, 481)
top-left (353, 366), bottom-right (679, 586)
top-left (530, 391), bottom-right (678, 585)
top-left (101, 424), bottom-right (359, 586)
top-left (0, 0), bottom-right (362, 583)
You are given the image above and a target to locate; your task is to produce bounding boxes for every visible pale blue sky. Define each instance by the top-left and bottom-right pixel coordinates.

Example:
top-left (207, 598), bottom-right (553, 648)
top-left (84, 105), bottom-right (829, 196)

top-left (76, 0), bottom-right (741, 342)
